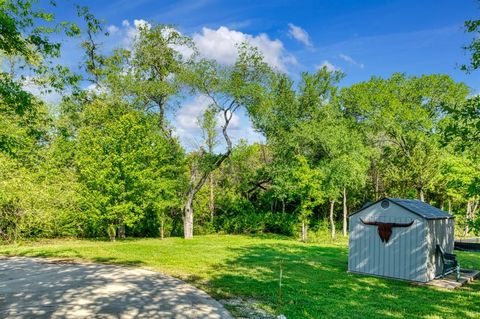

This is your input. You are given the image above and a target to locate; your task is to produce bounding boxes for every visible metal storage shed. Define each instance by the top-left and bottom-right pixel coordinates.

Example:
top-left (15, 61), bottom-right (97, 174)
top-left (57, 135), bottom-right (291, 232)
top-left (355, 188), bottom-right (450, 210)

top-left (348, 198), bottom-right (454, 282)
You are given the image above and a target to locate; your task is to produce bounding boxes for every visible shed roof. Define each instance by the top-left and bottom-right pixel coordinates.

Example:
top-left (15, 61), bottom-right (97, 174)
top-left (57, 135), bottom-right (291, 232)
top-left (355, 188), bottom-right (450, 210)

top-left (350, 198), bottom-right (454, 220)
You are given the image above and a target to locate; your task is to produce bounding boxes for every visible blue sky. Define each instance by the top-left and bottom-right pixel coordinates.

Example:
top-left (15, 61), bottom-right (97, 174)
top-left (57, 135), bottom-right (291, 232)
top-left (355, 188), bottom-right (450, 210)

top-left (48, 0), bottom-right (480, 147)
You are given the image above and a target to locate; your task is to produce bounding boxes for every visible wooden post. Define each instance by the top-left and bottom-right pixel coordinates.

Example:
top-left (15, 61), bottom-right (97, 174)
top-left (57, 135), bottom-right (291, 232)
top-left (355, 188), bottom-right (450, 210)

top-left (277, 260), bottom-right (284, 312)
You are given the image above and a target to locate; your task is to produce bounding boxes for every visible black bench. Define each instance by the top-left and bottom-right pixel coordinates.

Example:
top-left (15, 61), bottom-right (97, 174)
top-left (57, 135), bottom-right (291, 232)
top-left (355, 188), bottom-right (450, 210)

top-left (436, 245), bottom-right (460, 281)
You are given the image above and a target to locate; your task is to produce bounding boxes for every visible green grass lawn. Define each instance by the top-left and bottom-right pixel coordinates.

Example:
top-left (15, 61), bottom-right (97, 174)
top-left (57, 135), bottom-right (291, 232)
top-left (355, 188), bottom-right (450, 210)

top-left (0, 234), bottom-right (479, 318)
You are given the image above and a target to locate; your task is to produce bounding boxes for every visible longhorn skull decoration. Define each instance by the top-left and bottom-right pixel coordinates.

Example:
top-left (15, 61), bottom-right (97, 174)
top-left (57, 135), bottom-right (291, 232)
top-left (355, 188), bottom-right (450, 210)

top-left (360, 219), bottom-right (414, 243)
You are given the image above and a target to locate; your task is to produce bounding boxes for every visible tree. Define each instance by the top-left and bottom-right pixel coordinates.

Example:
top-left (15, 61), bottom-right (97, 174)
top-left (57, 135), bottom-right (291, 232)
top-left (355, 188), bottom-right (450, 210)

top-left (340, 73), bottom-right (469, 202)
top-left (250, 67), bottom-right (360, 240)
top-left (76, 5), bottom-right (108, 85)
top-left (442, 96), bottom-right (480, 152)
top-left (0, 78), bottom-right (49, 161)
top-left (1, 0), bottom-right (80, 93)
top-left (103, 23), bottom-right (195, 131)
top-left (295, 104), bottom-right (369, 239)
top-left (74, 96), bottom-right (186, 240)
top-left (290, 156), bottom-right (324, 241)
top-left (181, 45), bottom-right (271, 239)
top-left (462, 17), bottom-right (480, 72)
top-left (458, 10), bottom-right (480, 234)
top-left (197, 106), bottom-right (219, 223)
top-left (0, 0), bottom-right (79, 159)
top-left (0, 0), bottom-right (85, 242)
top-left (439, 93), bottom-right (480, 234)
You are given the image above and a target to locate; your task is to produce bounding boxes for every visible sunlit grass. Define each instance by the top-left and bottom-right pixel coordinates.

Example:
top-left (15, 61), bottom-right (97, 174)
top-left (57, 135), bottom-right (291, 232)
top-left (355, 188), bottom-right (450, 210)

top-left (1, 234), bottom-right (478, 318)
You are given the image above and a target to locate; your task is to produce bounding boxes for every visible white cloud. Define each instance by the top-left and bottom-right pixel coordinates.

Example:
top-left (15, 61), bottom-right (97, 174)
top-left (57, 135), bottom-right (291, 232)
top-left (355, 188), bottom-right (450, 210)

top-left (287, 23), bottom-right (312, 47)
top-left (176, 95), bottom-right (210, 131)
top-left (133, 19), bottom-right (150, 30)
top-left (163, 27), bottom-right (196, 60)
top-left (339, 54), bottom-right (364, 69)
top-left (103, 22), bottom-right (296, 71)
top-left (192, 26), bottom-right (297, 71)
top-left (115, 19), bottom-right (152, 48)
top-left (315, 60), bottom-right (339, 72)
top-left (176, 95), bottom-right (241, 130)
top-left (107, 25), bottom-right (119, 34)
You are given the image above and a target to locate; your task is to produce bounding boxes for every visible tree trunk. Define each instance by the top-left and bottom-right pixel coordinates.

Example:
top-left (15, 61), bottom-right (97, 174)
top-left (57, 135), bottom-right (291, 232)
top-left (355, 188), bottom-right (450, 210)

top-left (301, 221), bottom-right (307, 242)
top-left (372, 158), bottom-right (379, 201)
top-left (418, 189), bottom-right (425, 202)
top-left (182, 98), bottom-right (234, 239)
top-left (464, 200), bottom-right (471, 236)
top-left (330, 200), bottom-right (336, 240)
top-left (184, 193), bottom-right (194, 239)
top-left (440, 200), bottom-right (444, 211)
top-left (342, 187), bottom-right (348, 236)
top-left (448, 199), bottom-right (452, 214)
top-left (209, 174), bottom-right (215, 223)
top-left (108, 224), bottom-right (116, 242)
top-left (118, 223), bottom-right (126, 239)
top-left (472, 200), bottom-right (479, 221)
top-left (160, 217), bottom-right (164, 240)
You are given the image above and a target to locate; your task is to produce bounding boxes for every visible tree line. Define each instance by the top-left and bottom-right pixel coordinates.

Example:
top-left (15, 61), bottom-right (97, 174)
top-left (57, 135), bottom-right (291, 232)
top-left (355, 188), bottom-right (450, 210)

top-left (0, 1), bottom-right (479, 242)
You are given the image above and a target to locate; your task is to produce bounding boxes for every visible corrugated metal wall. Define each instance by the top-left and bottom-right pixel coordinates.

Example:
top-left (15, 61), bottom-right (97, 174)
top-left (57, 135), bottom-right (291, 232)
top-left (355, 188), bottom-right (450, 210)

top-left (348, 203), bottom-right (428, 282)
top-left (426, 218), bottom-right (455, 280)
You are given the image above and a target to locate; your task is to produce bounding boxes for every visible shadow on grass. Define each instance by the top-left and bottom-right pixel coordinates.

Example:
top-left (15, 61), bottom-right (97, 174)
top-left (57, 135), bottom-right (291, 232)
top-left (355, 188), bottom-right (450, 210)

top-left (241, 233), bottom-right (295, 241)
top-left (0, 248), bottom-right (144, 268)
top-left (0, 248), bottom-right (84, 259)
top-left (90, 256), bottom-right (145, 267)
top-left (206, 242), bottom-right (480, 319)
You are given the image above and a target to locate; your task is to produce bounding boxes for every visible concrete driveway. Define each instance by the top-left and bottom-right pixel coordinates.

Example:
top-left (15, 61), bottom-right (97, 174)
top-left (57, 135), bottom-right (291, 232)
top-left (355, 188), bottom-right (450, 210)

top-left (0, 257), bottom-right (233, 319)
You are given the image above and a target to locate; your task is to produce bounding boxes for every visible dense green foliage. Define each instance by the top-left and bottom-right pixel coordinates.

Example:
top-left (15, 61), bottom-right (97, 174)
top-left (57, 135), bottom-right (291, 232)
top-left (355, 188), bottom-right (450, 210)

top-left (0, 1), bottom-right (479, 242)
top-left (72, 98), bottom-right (186, 238)
top-left (0, 234), bottom-right (479, 318)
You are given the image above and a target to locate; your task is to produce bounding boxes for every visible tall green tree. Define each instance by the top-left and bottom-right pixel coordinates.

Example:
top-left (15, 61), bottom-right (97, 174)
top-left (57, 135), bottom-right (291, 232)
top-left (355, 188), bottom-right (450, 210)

top-left (181, 45), bottom-right (271, 239)
top-left (197, 105), bottom-right (219, 223)
top-left (74, 96), bottom-right (185, 240)
top-left (103, 23), bottom-right (195, 131)
top-left (290, 155), bottom-right (324, 241)
top-left (440, 96), bottom-right (480, 234)
top-left (340, 73), bottom-right (469, 201)
top-left (442, 95), bottom-right (480, 152)
top-left (462, 16), bottom-right (480, 72)
top-left (253, 67), bottom-right (361, 240)
top-left (0, 0), bottom-right (83, 242)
